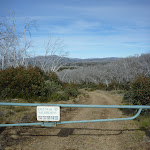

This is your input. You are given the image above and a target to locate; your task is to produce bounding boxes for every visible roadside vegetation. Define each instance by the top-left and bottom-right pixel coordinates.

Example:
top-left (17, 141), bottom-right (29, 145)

top-left (0, 12), bottom-right (150, 147)
top-left (0, 54), bottom-right (150, 130)
top-left (57, 53), bottom-right (150, 129)
top-left (0, 56), bottom-right (149, 150)
top-left (1, 11), bottom-right (150, 150)
top-left (123, 75), bottom-right (150, 129)
top-left (0, 66), bottom-right (79, 102)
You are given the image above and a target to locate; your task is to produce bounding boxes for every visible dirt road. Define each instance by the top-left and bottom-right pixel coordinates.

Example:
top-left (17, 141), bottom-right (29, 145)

top-left (5, 91), bottom-right (148, 150)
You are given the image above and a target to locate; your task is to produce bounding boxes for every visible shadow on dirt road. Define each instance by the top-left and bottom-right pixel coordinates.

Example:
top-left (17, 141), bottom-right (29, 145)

top-left (1, 126), bottom-right (147, 137)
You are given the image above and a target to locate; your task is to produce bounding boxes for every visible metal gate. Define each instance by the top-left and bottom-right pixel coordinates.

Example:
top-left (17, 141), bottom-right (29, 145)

top-left (0, 102), bottom-right (150, 127)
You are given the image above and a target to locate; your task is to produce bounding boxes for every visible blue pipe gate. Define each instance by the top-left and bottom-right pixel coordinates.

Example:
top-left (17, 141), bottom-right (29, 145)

top-left (0, 102), bottom-right (150, 127)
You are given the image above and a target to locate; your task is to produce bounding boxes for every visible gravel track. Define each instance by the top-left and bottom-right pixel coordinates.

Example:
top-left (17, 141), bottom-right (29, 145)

top-left (6, 91), bottom-right (148, 150)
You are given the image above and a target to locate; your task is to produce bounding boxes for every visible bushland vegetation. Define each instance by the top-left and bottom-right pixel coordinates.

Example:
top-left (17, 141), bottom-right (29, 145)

top-left (0, 66), bottom-right (79, 102)
top-left (57, 53), bottom-right (150, 129)
top-left (57, 53), bottom-right (150, 85)
top-left (0, 12), bottom-right (76, 102)
top-left (123, 75), bottom-right (150, 129)
top-left (123, 75), bottom-right (150, 106)
top-left (0, 12), bottom-right (68, 72)
top-left (0, 12), bottom-right (150, 128)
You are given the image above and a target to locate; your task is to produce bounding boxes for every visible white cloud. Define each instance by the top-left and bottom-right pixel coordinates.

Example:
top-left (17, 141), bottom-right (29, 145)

top-left (1, 0), bottom-right (150, 58)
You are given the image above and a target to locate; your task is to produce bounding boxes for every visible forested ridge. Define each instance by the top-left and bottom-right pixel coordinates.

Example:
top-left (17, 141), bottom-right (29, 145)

top-left (57, 53), bottom-right (150, 85)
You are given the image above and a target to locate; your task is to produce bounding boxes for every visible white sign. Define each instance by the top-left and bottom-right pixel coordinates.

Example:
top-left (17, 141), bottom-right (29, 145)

top-left (37, 106), bottom-right (60, 121)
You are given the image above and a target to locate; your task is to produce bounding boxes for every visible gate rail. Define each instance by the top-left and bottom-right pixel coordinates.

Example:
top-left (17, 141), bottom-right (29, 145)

top-left (0, 102), bottom-right (150, 127)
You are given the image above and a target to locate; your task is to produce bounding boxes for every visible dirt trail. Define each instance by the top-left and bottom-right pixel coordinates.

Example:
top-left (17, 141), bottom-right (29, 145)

top-left (6, 91), bottom-right (147, 150)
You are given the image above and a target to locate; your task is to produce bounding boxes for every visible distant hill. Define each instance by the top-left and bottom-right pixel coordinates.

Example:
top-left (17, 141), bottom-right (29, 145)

top-left (28, 55), bottom-right (119, 63)
top-left (66, 57), bottom-right (119, 63)
top-left (27, 55), bottom-right (120, 69)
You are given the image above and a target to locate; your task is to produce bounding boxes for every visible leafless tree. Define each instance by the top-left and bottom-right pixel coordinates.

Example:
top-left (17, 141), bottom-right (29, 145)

top-left (57, 53), bottom-right (150, 84)
top-left (0, 12), bottom-right (37, 70)
top-left (39, 35), bottom-right (69, 72)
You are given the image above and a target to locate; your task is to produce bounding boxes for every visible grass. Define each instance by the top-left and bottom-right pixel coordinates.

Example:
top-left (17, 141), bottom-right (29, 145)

top-left (120, 106), bottom-right (150, 129)
top-left (121, 102), bottom-right (150, 134)
top-left (137, 115), bottom-right (150, 129)
top-left (0, 105), bottom-right (36, 124)
top-left (15, 106), bottom-right (29, 112)
top-left (110, 90), bottom-right (125, 95)
top-left (0, 90), bottom-right (87, 125)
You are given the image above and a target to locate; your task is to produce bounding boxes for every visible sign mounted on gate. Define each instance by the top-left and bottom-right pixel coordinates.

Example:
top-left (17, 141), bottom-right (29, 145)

top-left (37, 106), bottom-right (60, 121)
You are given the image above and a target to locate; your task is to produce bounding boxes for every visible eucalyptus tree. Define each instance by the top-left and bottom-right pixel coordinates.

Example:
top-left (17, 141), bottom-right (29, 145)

top-left (0, 12), bottom-right (37, 70)
top-left (39, 35), bottom-right (69, 72)
top-left (57, 53), bottom-right (150, 85)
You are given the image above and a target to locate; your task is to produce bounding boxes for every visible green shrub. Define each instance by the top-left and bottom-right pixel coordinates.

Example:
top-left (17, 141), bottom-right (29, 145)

top-left (64, 87), bottom-right (79, 97)
top-left (0, 88), bottom-right (12, 98)
top-left (132, 75), bottom-right (150, 105)
top-left (98, 83), bottom-right (107, 89)
top-left (105, 81), bottom-right (122, 91)
top-left (123, 75), bottom-right (150, 105)
top-left (0, 66), bottom-right (79, 102)
top-left (62, 82), bottom-right (78, 89)
top-left (123, 91), bottom-right (134, 104)
top-left (121, 82), bottom-right (130, 91)
top-left (41, 80), bottom-right (61, 98)
top-left (138, 115), bottom-right (150, 129)
top-left (48, 71), bottom-right (61, 84)
top-left (0, 66), bottom-right (46, 99)
top-left (50, 92), bottom-right (69, 101)
top-left (78, 82), bottom-right (106, 91)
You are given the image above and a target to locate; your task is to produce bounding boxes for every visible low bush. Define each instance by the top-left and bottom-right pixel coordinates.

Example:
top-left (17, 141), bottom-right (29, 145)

top-left (0, 66), bottom-right (80, 102)
top-left (138, 115), bottom-right (150, 129)
top-left (41, 80), bottom-right (61, 98)
top-left (48, 71), bottom-right (61, 84)
top-left (50, 92), bottom-right (69, 101)
top-left (0, 66), bottom-right (46, 99)
top-left (105, 81), bottom-right (122, 91)
top-left (64, 87), bottom-right (79, 97)
top-left (123, 91), bottom-right (134, 104)
top-left (98, 83), bottom-right (107, 90)
top-left (78, 82), bottom-right (106, 91)
top-left (123, 75), bottom-right (150, 105)
top-left (62, 82), bottom-right (78, 89)
top-left (62, 83), bottom-right (80, 97)
top-left (132, 75), bottom-right (150, 105)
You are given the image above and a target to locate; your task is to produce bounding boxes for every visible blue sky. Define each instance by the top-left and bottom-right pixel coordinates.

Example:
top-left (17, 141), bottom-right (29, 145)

top-left (0, 0), bottom-right (150, 58)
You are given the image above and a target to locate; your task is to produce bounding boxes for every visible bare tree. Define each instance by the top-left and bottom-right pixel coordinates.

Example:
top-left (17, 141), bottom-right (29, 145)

top-left (0, 12), bottom-right (37, 70)
top-left (39, 35), bottom-right (69, 72)
top-left (57, 53), bottom-right (150, 84)
top-left (22, 18), bottom-right (37, 67)
top-left (0, 21), bottom-right (13, 69)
